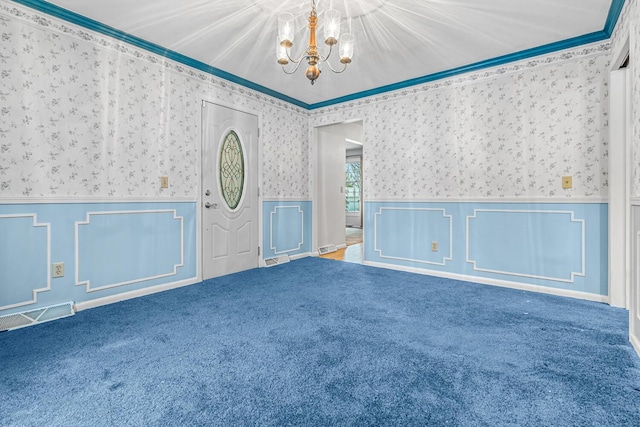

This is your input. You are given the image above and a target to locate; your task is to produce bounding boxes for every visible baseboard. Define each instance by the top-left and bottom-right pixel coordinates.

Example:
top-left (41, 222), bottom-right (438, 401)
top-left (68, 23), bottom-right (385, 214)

top-left (337, 244), bottom-right (347, 250)
top-left (290, 252), bottom-right (312, 261)
top-left (631, 333), bottom-right (640, 357)
top-left (74, 276), bottom-right (199, 312)
top-left (362, 261), bottom-right (608, 303)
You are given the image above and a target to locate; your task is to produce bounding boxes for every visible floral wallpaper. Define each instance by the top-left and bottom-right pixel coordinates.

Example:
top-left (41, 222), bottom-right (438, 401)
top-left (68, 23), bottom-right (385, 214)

top-left (0, 2), bottom-right (310, 199)
top-left (0, 0), bottom-right (621, 202)
top-left (311, 45), bottom-right (611, 200)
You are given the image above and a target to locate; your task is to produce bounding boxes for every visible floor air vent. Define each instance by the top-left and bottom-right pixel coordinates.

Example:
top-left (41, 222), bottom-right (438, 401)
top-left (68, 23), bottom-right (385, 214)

top-left (264, 255), bottom-right (291, 267)
top-left (318, 244), bottom-right (337, 255)
top-left (0, 302), bottom-right (75, 332)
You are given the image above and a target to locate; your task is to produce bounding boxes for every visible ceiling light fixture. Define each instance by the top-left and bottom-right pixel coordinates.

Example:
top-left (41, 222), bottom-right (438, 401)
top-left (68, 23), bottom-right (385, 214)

top-left (276, 0), bottom-right (354, 85)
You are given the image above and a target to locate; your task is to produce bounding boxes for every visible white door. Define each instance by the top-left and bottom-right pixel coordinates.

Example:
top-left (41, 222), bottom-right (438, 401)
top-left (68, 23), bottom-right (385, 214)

top-left (632, 207), bottom-right (640, 356)
top-left (202, 102), bottom-right (259, 279)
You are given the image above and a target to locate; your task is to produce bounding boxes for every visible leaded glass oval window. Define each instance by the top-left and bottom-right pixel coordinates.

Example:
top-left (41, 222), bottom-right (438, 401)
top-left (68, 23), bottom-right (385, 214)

top-left (219, 130), bottom-right (245, 210)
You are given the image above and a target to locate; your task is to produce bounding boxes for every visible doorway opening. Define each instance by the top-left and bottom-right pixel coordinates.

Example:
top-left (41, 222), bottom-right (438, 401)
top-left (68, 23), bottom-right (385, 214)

top-left (315, 120), bottom-right (364, 264)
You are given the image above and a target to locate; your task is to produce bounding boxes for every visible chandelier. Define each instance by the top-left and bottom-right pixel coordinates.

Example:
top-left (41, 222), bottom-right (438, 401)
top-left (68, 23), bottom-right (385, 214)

top-left (276, 0), bottom-right (355, 85)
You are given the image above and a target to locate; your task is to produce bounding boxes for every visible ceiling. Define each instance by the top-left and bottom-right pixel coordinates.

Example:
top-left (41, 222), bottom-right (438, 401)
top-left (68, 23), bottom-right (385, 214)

top-left (28, 0), bottom-right (619, 108)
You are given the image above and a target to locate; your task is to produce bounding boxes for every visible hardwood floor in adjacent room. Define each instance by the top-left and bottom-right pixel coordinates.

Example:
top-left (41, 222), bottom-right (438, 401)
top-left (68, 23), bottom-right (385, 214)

top-left (320, 227), bottom-right (364, 263)
top-left (319, 243), bottom-right (363, 263)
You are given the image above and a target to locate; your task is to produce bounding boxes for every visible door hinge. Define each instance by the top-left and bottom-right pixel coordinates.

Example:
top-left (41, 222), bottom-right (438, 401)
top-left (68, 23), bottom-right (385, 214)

top-left (257, 187), bottom-right (260, 197)
top-left (202, 100), bottom-right (206, 107)
top-left (258, 246), bottom-right (261, 256)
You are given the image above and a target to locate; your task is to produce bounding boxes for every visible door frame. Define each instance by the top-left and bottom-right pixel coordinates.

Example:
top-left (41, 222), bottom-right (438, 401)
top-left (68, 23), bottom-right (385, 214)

top-left (197, 97), bottom-right (263, 280)
top-left (609, 40), bottom-right (631, 309)
top-left (311, 118), bottom-right (365, 255)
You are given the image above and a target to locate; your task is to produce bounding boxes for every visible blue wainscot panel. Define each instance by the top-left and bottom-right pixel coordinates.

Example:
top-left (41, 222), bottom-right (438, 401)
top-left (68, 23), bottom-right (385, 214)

top-left (77, 210), bottom-right (184, 292)
top-left (467, 209), bottom-right (584, 283)
top-left (0, 214), bottom-right (50, 310)
top-left (263, 201), bottom-right (312, 259)
top-left (373, 207), bottom-right (452, 265)
top-left (0, 202), bottom-right (197, 316)
top-left (365, 202), bottom-right (607, 296)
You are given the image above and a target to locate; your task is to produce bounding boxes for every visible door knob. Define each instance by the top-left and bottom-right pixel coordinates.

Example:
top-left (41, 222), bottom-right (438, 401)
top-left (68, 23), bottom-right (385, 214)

top-left (205, 202), bottom-right (218, 209)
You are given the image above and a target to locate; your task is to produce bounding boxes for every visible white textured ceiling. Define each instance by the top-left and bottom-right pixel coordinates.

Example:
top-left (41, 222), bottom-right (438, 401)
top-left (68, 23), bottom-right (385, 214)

top-left (46, 0), bottom-right (613, 106)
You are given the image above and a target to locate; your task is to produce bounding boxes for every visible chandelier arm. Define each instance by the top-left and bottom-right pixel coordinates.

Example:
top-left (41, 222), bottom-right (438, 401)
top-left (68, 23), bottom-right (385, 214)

top-left (286, 49), bottom-right (304, 64)
top-left (281, 61), bottom-right (305, 75)
top-left (318, 44), bottom-right (333, 62)
top-left (322, 60), bottom-right (348, 74)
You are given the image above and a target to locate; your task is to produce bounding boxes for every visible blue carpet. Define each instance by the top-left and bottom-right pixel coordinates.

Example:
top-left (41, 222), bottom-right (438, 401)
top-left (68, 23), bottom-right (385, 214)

top-left (1, 257), bottom-right (639, 426)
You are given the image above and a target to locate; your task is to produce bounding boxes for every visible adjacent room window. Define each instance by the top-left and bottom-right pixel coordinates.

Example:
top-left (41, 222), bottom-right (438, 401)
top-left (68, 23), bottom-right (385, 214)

top-left (345, 158), bottom-right (361, 212)
top-left (219, 130), bottom-right (245, 210)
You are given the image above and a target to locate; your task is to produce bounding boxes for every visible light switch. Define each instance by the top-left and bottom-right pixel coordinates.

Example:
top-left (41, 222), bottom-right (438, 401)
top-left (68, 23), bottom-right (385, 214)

top-left (562, 176), bottom-right (572, 189)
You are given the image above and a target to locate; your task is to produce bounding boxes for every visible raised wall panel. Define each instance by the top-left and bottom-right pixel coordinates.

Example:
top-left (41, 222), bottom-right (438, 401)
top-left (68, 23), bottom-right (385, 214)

top-left (76, 210), bottom-right (184, 292)
top-left (466, 210), bottom-right (585, 283)
top-left (373, 207), bottom-right (453, 266)
top-left (364, 202), bottom-right (606, 297)
top-left (263, 201), bottom-right (312, 259)
top-left (0, 215), bottom-right (50, 310)
top-left (270, 206), bottom-right (304, 255)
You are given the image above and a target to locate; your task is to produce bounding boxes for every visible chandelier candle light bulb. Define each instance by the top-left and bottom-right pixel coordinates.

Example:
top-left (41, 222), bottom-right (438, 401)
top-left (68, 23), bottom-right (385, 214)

top-left (277, 0), bottom-right (354, 85)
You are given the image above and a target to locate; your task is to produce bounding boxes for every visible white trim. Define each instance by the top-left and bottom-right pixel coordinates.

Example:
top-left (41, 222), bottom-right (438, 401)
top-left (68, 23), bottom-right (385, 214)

top-left (610, 36), bottom-right (630, 71)
top-left (74, 277), bottom-right (199, 312)
top-left (365, 197), bottom-right (607, 204)
top-left (362, 260), bottom-right (607, 303)
top-left (631, 197), bottom-right (640, 206)
top-left (0, 214), bottom-right (51, 311)
top-left (608, 67), bottom-right (630, 308)
top-left (466, 209), bottom-right (585, 283)
top-left (290, 252), bottom-right (312, 261)
top-left (311, 117), bottom-right (366, 256)
top-left (373, 207), bottom-right (453, 266)
top-left (263, 198), bottom-right (312, 202)
top-left (75, 210), bottom-right (184, 292)
top-left (269, 205), bottom-right (304, 255)
top-left (631, 334), bottom-right (640, 357)
top-left (0, 197), bottom-right (197, 204)
top-left (636, 231), bottom-right (640, 323)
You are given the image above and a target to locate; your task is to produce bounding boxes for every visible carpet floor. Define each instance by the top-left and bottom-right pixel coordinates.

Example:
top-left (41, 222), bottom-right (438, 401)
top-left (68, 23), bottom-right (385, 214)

top-left (1, 257), bottom-right (639, 426)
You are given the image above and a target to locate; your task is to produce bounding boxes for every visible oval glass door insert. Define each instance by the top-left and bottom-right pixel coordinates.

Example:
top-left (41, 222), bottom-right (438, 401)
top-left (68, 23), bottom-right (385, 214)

top-left (219, 130), bottom-right (245, 210)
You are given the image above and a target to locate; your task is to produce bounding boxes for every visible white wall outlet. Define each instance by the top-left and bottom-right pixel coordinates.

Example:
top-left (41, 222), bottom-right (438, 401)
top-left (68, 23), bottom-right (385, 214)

top-left (431, 242), bottom-right (438, 252)
top-left (52, 262), bottom-right (64, 278)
